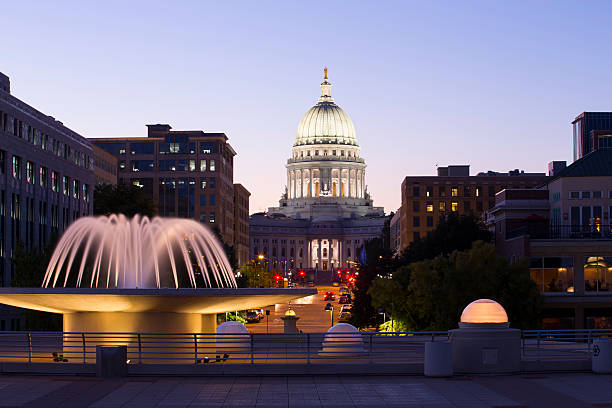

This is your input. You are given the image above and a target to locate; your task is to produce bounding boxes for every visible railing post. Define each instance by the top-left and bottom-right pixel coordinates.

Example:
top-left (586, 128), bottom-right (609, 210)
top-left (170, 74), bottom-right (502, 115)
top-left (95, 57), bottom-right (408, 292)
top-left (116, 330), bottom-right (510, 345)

top-left (27, 332), bottom-right (32, 363)
top-left (81, 333), bottom-right (86, 364)
top-left (250, 334), bottom-right (254, 364)
top-left (537, 331), bottom-right (541, 362)
top-left (369, 334), bottom-right (373, 363)
top-left (306, 333), bottom-right (310, 364)
top-left (194, 334), bottom-right (198, 364)
top-left (138, 333), bottom-right (142, 364)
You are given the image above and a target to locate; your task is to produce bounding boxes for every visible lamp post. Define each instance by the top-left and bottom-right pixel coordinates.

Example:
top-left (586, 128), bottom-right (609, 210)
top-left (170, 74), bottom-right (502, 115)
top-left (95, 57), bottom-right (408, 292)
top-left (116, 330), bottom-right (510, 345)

top-left (325, 302), bottom-right (334, 327)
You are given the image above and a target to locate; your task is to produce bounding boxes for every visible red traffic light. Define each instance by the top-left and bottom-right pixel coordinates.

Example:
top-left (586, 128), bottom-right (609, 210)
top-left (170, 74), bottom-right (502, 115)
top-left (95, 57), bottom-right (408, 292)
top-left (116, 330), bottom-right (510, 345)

top-left (336, 270), bottom-right (342, 276)
top-left (274, 275), bottom-right (281, 280)
top-left (299, 270), bottom-right (305, 276)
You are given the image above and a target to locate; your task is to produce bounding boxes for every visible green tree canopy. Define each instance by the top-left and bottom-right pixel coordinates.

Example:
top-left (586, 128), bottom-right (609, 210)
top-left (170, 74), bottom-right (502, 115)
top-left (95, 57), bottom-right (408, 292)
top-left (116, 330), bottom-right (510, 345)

top-left (369, 241), bottom-right (542, 331)
top-left (93, 183), bottom-right (157, 217)
top-left (400, 213), bottom-right (491, 264)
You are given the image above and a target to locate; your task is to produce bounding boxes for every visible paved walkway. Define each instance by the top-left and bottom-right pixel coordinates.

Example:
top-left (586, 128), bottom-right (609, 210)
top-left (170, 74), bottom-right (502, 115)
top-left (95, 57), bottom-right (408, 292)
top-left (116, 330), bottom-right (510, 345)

top-left (0, 373), bottom-right (609, 407)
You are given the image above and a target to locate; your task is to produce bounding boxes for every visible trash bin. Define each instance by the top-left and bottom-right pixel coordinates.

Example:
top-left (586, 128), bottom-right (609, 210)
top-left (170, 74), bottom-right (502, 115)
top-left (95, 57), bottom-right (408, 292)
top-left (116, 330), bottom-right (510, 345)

top-left (425, 341), bottom-right (453, 377)
top-left (96, 345), bottom-right (127, 377)
top-left (593, 338), bottom-right (612, 374)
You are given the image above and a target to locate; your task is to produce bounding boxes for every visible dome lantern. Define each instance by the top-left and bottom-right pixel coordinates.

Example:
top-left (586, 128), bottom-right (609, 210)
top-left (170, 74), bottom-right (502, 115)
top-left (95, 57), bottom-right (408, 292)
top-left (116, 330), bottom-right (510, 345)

top-left (294, 68), bottom-right (358, 147)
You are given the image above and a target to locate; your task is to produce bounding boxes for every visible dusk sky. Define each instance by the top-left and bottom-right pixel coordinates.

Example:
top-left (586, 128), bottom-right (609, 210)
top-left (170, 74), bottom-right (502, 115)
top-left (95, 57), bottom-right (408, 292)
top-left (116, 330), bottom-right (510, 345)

top-left (3, 1), bottom-right (612, 214)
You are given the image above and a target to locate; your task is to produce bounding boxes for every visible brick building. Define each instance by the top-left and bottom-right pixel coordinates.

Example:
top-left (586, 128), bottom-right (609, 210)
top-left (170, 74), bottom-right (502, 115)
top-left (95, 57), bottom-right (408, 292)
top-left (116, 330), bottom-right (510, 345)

top-left (233, 183), bottom-right (250, 267)
top-left (400, 165), bottom-right (547, 250)
top-left (90, 124), bottom-right (249, 260)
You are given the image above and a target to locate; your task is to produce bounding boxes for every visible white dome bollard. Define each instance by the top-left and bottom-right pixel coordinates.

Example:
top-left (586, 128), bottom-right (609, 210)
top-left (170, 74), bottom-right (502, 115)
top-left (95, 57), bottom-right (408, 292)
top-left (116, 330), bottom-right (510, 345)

top-left (319, 323), bottom-right (365, 357)
top-left (424, 341), bottom-right (453, 377)
top-left (216, 321), bottom-right (250, 356)
top-left (593, 338), bottom-right (612, 373)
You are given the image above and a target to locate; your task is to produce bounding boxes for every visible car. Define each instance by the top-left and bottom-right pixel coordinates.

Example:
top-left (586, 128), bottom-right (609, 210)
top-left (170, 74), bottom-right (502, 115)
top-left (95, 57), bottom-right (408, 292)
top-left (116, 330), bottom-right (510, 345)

top-left (323, 291), bottom-right (335, 301)
top-left (339, 286), bottom-right (349, 295)
top-left (340, 304), bottom-right (352, 312)
top-left (307, 281), bottom-right (315, 287)
top-left (338, 294), bottom-right (352, 304)
top-left (246, 309), bottom-right (264, 323)
top-left (338, 310), bottom-right (352, 322)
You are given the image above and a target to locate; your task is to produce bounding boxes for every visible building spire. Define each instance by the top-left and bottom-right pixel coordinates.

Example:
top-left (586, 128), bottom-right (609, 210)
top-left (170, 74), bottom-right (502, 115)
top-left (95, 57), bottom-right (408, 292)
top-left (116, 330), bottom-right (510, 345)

top-left (319, 67), bottom-right (333, 102)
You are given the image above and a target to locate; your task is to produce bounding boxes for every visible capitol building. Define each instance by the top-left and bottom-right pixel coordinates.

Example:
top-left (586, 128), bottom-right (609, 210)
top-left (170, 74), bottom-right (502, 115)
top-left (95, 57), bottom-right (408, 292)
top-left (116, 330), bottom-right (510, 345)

top-left (249, 69), bottom-right (387, 275)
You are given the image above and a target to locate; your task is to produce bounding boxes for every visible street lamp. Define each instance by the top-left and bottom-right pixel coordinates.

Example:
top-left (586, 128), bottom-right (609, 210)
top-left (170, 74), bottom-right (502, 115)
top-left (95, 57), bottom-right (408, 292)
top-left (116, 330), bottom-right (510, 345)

top-left (324, 302), bottom-right (334, 327)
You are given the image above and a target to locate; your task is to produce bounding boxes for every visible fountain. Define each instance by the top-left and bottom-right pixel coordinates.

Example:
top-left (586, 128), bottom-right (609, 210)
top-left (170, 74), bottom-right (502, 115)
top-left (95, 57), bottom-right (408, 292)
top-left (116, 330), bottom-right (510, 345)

top-left (0, 215), bottom-right (316, 334)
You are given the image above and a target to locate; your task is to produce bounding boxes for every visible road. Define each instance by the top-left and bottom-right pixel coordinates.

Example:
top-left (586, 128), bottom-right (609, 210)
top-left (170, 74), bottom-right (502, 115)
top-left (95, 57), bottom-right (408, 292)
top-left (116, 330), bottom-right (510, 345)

top-left (243, 285), bottom-right (350, 333)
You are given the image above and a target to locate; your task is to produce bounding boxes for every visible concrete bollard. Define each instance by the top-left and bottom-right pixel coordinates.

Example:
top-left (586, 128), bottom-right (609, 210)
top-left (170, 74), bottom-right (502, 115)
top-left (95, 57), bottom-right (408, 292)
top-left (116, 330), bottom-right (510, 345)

top-left (96, 345), bottom-right (127, 377)
top-left (593, 339), bottom-right (612, 374)
top-left (424, 341), bottom-right (453, 377)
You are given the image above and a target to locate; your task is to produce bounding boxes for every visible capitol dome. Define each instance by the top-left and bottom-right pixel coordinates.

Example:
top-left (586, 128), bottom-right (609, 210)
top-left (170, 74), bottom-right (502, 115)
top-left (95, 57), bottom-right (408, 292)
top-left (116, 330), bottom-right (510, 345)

top-left (295, 68), bottom-right (358, 147)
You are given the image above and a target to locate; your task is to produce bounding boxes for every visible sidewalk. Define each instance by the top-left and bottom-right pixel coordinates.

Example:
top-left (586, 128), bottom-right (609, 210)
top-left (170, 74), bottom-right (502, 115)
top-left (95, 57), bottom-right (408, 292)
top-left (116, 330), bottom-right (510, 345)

top-left (0, 372), bottom-right (608, 407)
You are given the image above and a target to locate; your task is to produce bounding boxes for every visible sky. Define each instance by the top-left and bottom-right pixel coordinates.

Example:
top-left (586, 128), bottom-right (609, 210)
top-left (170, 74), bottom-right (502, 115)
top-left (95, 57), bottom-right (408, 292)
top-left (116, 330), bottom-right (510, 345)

top-left (2, 1), bottom-right (612, 214)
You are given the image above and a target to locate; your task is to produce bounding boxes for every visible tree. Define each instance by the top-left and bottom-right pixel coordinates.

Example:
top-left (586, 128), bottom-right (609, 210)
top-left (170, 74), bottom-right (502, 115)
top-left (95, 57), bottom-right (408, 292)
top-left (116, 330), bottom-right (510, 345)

top-left (240, 261), bottom-right (275, 288)
top-left (400, 213), bottom-right (490, 264)
top-left (93, 183), bottom-right (157, 217)
top-left (11, 239), bottom-right (62, 331)
top-left (370, 241), bottom-right (542, 331)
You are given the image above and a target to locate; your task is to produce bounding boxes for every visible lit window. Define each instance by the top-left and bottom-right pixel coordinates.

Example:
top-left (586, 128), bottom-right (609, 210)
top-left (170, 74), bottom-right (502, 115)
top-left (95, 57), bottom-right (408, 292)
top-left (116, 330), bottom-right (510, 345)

top-left (426, 202), bottom-right (433, 212)
top-left (40, 166), bottom-right (47, 187)
top-left (63, 176), bottom-right (70, 196)
top-left (209, 212), bottom-right (215, 223)
top-left (26, 161), bottom-right (34, 184)
top-left (451, 202), bottom-right (458, 212)
top-left (12, 156), bottom-right (21, 179)
top-left (200, 160), bottom-right (206, 172)
top-left (210, 160), bottom-right (216, 171)
top-left (439, 202), bottom-right (445, 211)
top-left (200, 179), bottom-right (207, 189)
top-left (476, 187), bottom-right (481, 197)
top-left (451, 188), bottom-right (458, 197)
top-left (189, 160), bottom-right (196, 171)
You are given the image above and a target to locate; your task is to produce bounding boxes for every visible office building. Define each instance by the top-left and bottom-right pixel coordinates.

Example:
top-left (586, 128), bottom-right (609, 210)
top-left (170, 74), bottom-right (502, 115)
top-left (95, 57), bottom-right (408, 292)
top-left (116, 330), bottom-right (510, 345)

top-left (572, 112), bottom-right (612, 161)
top-left (400, 165), bottom-right (547, 250)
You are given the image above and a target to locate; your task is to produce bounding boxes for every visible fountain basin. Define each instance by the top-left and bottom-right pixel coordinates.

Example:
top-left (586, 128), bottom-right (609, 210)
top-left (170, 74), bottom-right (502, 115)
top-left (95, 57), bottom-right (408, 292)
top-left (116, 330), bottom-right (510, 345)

top-left (0, 288), bottom-right (316, 333)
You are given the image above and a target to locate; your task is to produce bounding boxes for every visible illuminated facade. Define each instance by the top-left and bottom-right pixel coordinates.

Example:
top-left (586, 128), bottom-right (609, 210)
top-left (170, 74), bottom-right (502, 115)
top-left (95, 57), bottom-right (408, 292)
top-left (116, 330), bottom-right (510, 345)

top-left (250, 69), bottom-right (386, 275)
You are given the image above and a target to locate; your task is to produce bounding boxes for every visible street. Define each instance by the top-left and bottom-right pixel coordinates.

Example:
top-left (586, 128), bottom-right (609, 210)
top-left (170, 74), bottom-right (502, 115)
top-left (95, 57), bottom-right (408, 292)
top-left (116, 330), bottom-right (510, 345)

top-left (243, 285), bottom-right (348, 333)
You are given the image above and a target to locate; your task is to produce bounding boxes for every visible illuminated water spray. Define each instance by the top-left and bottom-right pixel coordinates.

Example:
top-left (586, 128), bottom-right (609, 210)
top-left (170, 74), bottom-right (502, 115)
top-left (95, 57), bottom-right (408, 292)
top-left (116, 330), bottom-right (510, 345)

top-left (43, 215), bottom-right (236, 289)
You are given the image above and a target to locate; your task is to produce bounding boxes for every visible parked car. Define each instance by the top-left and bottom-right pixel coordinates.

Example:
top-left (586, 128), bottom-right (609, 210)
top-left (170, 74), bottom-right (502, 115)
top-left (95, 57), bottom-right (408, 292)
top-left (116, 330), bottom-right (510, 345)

top-left (338, 294), bottom-right (352, 304)
top-left (340, 304), bottom-right (352, 312)
top-left (339, 309), bottom-right (352, 322)
top-left (307, 281), bottom-right (316, 287)
top-left (246, 309), bottom-right (264, 323)
top-left (323, 291), bottom-right (335, 301)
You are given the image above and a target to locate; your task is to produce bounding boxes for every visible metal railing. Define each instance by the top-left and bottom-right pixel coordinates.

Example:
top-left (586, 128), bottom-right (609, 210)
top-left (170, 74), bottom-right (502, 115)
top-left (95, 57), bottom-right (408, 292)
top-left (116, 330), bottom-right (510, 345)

top-left (0, 331), bottom-right (448, 365)
top-left (522, 329), bottom-right (612, 361)
top-left (1, 329), bottom-right (609, 365)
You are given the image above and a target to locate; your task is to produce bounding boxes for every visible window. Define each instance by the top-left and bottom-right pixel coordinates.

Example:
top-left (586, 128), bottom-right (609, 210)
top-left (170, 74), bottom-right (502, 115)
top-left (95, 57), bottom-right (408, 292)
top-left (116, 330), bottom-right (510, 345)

top-left (439, 202), bottom-right (445, 211)
top-left (413, 231), bottom-right (420, 241)
top-left (412, 186), bottom-right (420, 197)
top-left (73, 180), bottom-right (80, 199)
top-left (488, 186), bottom-right (496, 197)
top-left (451, 202), bottom-right (458, 212)
top-left (209, 212), bottom-right (215, 223)
top-left (200, 142), bottom-right (215, 154)
top-left (130, 143), bottom-right (154, 155)
top-left (210, 160), bottom-right (215, 171)
top-left (530, 257), bottom-right (574, 293)
top-left (427, 216), bottom-right (434, 227)
top-left (119, 160), bottom-right (126, 169)
top-left (0, 150), bottom-right (4, 174)
top-left (39, 166), bottom-right (47, 187)
top-left (464, 186), bottom-right (470, 197)
top-left (209, 194), bottom-right (215, 206)
top-left (439, 186), bottom-right (446, 197)
top-left (51, 171), bottom-right (59, 192)
top-left (582, 191), bottom-right (591, 199)
top-left (84, 184), bottom-right (90, 202)
top-left (200, 160), bottom-right (207, 172)
top-left (475, 187), bottom-right (481, 197)
top-left (209, 177), bottom-right (216, 188)
top-left (41, 134), bottom-right (48, 150)
top-left (593, 191), bottom-right (602, 199)
top-left (63, 176), bottom-right (70, 196)
top-left (570, 191), bottom-right (580, 199)
top-left (199, 195), bottom-right (206, 206)
top-left (200, 179), bottom-right (207, 189)
top-left (464, 201), bottom-right (471, 212)
top-left (131, 160), bottom-right (154, 172)
top-left (413, 216), bottom-right (420, 227)
top-left (426, 202), bottom-right (433, 212)
top-left (26, 161), bottom-right (34, 184)
top-left (199, 213), bottom-right (206, 222)
top-left (583, 256), bottom-right (612, 292)
top-left (476, 201), bottom-right (483, 211)
top-left (189, 160), bottom-right (196, 172)
top-left (12, 156), bottom-right (21, 179)
top-left (451, 187), bottom-right (458, 197)
top-left (609, 191), bottom-right (612, 199)
top-left (412, 201), bottom-right (419, 212)
top-left (426, 187), bottom-right (433, 197)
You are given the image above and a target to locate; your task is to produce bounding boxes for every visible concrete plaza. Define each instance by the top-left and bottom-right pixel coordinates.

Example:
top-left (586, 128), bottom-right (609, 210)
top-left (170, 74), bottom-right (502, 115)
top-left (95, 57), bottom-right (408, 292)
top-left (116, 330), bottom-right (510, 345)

top-left (0, 373), bottom-right (609, 407)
